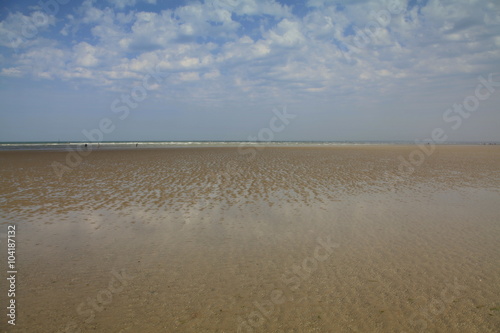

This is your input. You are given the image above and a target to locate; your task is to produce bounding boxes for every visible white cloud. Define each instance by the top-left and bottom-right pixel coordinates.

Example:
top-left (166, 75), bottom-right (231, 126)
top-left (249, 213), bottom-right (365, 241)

top-left (73, 42), bottom-right (100, 67)
top-left (0, 0), bottom-right (499, 107)
top-left (178, 71), bottom-right (200, 81)
top-left (0, 11), bottom-right (55, 49)
top-left (0, 67), bottom-right (23, 77)
top-left (203, 69), bottom-right (220, 79)
top-left (80, 0), bottom-right (106, 24)
top-left (18, 47), bottom-right (68, 79)
top-left (267, 19), bottom-right (306, 47)
top-left (107, 0), bottom-right (157, 10)
top-left (212, 0), bottom-right (292, 18)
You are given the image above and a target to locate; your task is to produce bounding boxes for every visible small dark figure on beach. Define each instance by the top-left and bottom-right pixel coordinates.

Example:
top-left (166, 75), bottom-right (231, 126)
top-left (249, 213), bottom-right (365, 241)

top-left (85, 143), bottom-right (88, 148)
top-left (136, 143), bottom-right (138, 147)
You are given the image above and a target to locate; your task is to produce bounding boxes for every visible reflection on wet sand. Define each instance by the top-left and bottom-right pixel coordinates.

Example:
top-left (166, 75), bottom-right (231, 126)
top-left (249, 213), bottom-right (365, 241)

top-left (1, 146), bottom-right (499, 332)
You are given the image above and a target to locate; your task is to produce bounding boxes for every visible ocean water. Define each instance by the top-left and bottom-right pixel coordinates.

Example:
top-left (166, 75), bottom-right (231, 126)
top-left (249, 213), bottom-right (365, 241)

top-left (0, 140), bottom-right (495, 151)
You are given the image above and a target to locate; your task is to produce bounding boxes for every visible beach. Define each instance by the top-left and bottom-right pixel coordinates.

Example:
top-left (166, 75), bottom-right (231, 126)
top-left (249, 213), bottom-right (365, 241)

top-left (1, 145), bottom-right (499, 332)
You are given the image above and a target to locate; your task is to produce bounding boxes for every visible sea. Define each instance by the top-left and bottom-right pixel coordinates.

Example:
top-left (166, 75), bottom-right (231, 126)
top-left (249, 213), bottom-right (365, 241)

top-left (0, 140), bottom-right (497, 151)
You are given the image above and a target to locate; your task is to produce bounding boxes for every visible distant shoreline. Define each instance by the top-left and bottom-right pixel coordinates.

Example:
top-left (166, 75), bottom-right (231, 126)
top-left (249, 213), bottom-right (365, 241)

top-left (0, 141), bottom-right (498, 152)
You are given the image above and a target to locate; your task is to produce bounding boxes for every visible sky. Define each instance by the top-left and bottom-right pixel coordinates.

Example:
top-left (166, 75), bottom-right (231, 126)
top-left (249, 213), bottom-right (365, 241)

top-left (0, 0), bottom-right (499, 142)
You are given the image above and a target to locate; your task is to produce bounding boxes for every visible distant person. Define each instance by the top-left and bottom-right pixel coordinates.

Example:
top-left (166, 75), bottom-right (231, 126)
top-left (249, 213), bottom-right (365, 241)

top-left (136, 143), bottom-right (138, 147)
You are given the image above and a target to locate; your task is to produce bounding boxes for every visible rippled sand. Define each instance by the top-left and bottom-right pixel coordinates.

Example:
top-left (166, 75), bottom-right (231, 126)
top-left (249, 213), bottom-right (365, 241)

top-left (1, 146), bottom-right (499, 332)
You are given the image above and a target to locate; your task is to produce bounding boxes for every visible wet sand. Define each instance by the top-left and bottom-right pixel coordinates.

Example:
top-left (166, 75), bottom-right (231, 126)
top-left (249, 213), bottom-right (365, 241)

top-left (1, 145), bottom-right (499, 332)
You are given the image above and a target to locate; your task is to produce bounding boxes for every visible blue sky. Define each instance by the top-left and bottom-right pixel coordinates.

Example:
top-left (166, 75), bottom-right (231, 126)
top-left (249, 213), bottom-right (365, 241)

top-left (0, 0), bottom-right (499, 142)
